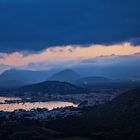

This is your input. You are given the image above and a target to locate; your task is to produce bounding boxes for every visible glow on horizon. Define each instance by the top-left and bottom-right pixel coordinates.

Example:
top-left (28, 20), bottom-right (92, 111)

top-left (0, 42), bottom-right (140, 67)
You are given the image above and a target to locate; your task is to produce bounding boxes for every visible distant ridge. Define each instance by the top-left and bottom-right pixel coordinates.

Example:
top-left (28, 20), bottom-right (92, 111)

top-left (19, 80), bottom-right (87, 94)
top-left (76, 76), bottom-right (113, 85)
top-left (0, 69), bottom-right (56, 88)
top-left (75, 76), bottom-right (140, 88)
top-left (49, 69), bottom-right (80, 83)
top-left (0, 80), bottom-right (25, 88)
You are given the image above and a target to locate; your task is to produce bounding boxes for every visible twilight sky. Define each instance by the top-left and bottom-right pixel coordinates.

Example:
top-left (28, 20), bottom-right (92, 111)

top-left (0, 0), bottom-right (140, 77)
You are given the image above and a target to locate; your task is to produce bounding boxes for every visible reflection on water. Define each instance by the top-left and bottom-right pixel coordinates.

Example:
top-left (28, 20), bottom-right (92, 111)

top-left (0, 97), bottom-right (78, 112)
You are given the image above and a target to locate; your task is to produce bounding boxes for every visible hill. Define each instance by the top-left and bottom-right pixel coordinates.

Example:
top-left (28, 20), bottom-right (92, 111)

top-left (79, 88), bottom-right (140, 138)
top-left (45, 88), bottom-right (140, 139)
top-left (19, 81), bottom-right (87, 94)
top-left (49, 69), bottom-right (80, 83)
top-left (0, 69), bottom-right (56, 87)
top-left (0, 80), bottom-right (25, 88)
top-left (75, 76), bottom-right (140, 89)
top-left (76, 76), bottom-right (113, 85)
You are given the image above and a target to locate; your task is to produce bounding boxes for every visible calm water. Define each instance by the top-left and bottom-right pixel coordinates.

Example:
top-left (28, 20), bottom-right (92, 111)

top-left (0, 97), bottom-right (78, 112)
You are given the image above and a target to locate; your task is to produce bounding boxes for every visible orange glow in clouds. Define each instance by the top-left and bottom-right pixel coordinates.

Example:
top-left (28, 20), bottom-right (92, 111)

top-left (0, 43), bottom-right (140, 67)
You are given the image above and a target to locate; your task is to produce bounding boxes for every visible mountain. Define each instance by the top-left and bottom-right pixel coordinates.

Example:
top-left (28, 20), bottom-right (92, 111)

top-left (19, 81), bottom-right (87, 94)
top-left (80, 87), bottom-right (140, 138)
top-left (75, 76), bottom-right (115, 88)
top-left (0, 80), bottom-right (25, 88)
top-left (75, 76), bottom-right (140, 89)
top-left (49, 69), bottom-right (81, 83)
top-left (0, 69), bottom-right (56, 87)
top-left (84, 88), bottom-right (140, 119)
top-left (76, 76), bottom-right (113, 85)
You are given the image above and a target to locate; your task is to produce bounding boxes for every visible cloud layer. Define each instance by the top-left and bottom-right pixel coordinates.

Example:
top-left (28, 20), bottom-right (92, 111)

top-left (0, 42), bottom-right (140, 69)
top-left (0, 0), bottom-right (140, 51)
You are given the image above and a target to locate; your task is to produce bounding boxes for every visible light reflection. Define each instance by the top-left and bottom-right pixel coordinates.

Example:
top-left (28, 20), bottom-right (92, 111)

top-left (0, 100), bottom-right (78, 112)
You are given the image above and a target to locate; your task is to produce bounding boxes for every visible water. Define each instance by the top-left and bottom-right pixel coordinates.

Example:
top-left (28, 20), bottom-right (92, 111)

top-left (0, 97), bottom-right (78, 112)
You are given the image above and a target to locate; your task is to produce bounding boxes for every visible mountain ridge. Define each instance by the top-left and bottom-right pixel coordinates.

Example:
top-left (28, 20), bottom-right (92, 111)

top-left (19, 80), bottom-right (88, 94)
top-left (0, 69), bottom-right (57, 87)
top-left (49, 69), bottom-right (81, 83)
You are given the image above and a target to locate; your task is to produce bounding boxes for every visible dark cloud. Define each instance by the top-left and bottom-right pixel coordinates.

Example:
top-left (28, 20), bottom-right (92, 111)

top-left (0, 0), bottom-right (140, 52)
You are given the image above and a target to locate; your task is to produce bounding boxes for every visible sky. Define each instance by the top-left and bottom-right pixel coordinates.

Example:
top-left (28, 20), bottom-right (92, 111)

top-left (0, 0), bottom-right (140, 78)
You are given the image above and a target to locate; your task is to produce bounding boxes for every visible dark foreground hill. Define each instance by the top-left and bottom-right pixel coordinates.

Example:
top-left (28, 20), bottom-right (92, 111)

top-left (1, 88), bottom-right (140, 140)
top-left (45, 88), bottom-right (140, 139)
top-left (19, 81), bottom-right (88, 94)
top-left (82, 88), bottom-right (140, 128)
